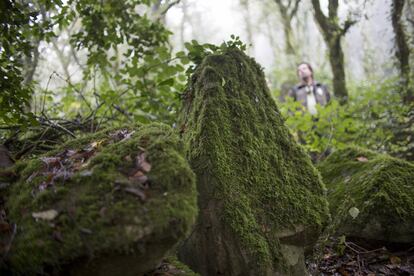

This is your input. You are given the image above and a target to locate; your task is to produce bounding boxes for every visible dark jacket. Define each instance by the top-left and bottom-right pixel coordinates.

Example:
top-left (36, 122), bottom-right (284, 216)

top-left (288, 82), bottom-right (331, 108)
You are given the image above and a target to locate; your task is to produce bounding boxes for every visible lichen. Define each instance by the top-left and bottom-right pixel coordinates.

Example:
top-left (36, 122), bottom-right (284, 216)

top-left (318, 146), bottom-right (414, 243)
top-left (179, 49), bottom-right (329, 275)
top-left (1, 123), bottom-right (197, 275)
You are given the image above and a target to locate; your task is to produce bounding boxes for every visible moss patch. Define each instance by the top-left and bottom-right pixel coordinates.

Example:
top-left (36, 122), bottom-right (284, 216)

top-left (1, 124), bottom-right (197, 275)
top-left (179, 49), bottom-right (329, 275)
top-left (318, 146), bottom-right (414, 243)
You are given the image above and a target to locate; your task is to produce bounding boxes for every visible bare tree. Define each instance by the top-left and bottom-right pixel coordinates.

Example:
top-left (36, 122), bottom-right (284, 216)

top-left (311, 0), bottom-right (357, 104)
top-left (272, 0), bottom-right (301, 55)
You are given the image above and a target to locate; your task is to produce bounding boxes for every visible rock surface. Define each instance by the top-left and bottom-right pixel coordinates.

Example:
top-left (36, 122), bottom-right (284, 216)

top-left (0, 124), bottom-right (197, 275)
top-left (318, 146), bottom-right (414, 244)
top-left (178, 49), bottom-right (329, 276)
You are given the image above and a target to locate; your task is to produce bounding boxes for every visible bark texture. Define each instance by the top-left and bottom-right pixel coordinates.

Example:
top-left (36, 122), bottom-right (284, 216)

top-left (311, 0), bottom-right (355, 104)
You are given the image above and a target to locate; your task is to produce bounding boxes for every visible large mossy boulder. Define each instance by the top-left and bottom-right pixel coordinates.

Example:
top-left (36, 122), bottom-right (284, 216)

top-left (178, 49), bottom-right (329, 276)
top-left (318, 146), bottom-right (414, 244)
top-left (0, 124), bottom-right (197, 275)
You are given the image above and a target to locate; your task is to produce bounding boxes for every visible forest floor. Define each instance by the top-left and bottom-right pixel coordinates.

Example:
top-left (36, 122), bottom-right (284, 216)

top-left (145, 236), bottom-right (414, 276)
top-left (307, 236), bottom-right (414, 276)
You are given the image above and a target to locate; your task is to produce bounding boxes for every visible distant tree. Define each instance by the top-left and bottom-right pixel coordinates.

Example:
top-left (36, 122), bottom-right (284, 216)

top-left (272, 0), bottom-right (301, 55)
top-left (239, 0), bottom-right (255, 53)
top-left (310, 0), bottom-right (356, 104)
top-left (0, 0), bottom-right (59, 125)
top-left (0, 0), bottom-right (186, 127)
top-left (391, 0), bottom-right (413, 104)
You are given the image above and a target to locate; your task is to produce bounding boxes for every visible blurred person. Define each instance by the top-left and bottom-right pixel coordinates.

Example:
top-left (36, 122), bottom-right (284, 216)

top-left (288, 62), bottom-right (330, 114)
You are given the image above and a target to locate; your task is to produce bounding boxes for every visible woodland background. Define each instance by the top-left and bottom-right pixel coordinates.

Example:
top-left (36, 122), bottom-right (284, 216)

top-left (1, 0), bottom-right (413, 161)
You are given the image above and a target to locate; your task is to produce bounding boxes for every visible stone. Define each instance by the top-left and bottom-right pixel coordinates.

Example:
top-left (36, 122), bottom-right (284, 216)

top-left (318, 146), bottom-right (414, 244)
top-left (0, 124), bottom-right (197, 275)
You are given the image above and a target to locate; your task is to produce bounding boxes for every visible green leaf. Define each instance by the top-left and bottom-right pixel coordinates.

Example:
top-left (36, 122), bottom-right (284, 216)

top-left (158, 78), bottom-right (175, 86)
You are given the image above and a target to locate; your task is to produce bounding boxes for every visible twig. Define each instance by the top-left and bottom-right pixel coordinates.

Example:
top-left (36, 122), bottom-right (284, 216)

top-left (53, 72), bottom-right (93, 112)
top-left (42, 72), bottom-right (56, 113)
top-left (160, 0), bottom-right (181, 16)
top-left (38, 115), bottom-right (76, 138)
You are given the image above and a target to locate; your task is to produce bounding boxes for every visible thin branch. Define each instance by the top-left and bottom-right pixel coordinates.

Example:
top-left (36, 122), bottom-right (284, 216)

top-left (38, 115), bottom-right (77, 138)
top-left (160, 0), bottom-right (181, 16)
top-left (53, 72), bottom-right (93, 112)
top-left (340, 18), bottom-right (357, 36)
top-left (289, 0), bottom-right (301, 20)
top-left (311, 0), bottom-right (329, 32)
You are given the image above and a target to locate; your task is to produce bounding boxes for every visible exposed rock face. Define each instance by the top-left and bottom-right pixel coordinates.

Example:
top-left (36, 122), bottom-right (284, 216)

top-left (178, 49), bottom-right (329, 276)
top-left (318, 146), bottom-right (414, 244)
top-left (0, 124), bottom-right (197, 275)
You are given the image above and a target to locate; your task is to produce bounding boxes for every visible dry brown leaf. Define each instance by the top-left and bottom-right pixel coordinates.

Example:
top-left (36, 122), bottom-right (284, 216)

top-left (136, 152), bottom-right (151, 173)
top-left (132, 170), bottom-right (144, 177)
top-left (129, 174), bottom-right (148, 184)
top-left (338, 266), bottom-right (350, 276)
top-left (124, 187), bottom-right (147, 202)
top-left (140, 161), bottom-right (151, 173)
top-left (0, 222), bottom-right (10, 232)
top-left (389, 256), bottom-right (401, 265)
top-left (124, 155), bottom-right (132, 162)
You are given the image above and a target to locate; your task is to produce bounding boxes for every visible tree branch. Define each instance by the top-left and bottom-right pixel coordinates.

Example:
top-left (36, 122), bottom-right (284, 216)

top-left (160, 0), bottom-right (181, 16)
top-left (328, 0), bottom-right (338, 19)
top-left (311, 0), bottom-right (329, 32)
top-left (340, 18), bottom-right (357, 36)
top-left (289, 0), bottom-right (301, 20)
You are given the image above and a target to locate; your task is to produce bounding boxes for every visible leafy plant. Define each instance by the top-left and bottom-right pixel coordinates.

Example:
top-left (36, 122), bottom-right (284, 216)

top-left (277, 77), bottom-right (414, 161)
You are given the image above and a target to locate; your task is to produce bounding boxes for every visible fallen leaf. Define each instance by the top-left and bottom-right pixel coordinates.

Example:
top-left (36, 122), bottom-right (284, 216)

top-left (131, 170), bottom-right (144, 177)
top-left (338, 266), bottom-right (350, 276)
top-left (32, 209), bottom-right (59, 221)
top-left (389, 256), bottom-right (401, 265)
top-left (52, 230), bottom-right (63, 242)
top-left (136, 152), bottom-right (151, 173)
top-left (356, 156), bottom-right (368, 162)
top-left (124, 187), bottom-right (146, 202)
top-left (129, 174), bottom-right (148, 184)
top-left (40, 157), bottom-right (61, 167)
top-left (124, 155), bottom-right (132, 162)
top-left (348, 207), bottom-right (360, 219)
top-left (0, 222), bottom-right (10, 232)
top-left (120, 130), bottom-right (135, 141)
top-left (80, 170), bottom-right (93, 177)
top-left (79, 228), bottom-right (93, 234)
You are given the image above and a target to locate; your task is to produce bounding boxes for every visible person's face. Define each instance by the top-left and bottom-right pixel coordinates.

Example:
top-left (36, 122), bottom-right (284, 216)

top-left (297, 64), bottom-right (312, 79)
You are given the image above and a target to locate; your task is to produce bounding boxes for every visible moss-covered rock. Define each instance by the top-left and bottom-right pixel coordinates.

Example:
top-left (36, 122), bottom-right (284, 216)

top-left (178, 49), bottom-right (329, 276)
top-left (0, 124), bottom-right (197, 275)
top-left (318, 146), bottom-right (414, 243)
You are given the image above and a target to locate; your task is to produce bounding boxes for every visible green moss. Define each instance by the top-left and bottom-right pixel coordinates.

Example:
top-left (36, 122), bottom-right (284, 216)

top-left (2, 123), bottom-right (197, 275)
top-left (179, 49), bottom-right (329, 274)
top-left (318, 146), bottom-right (414, 242)
top-left (163, 255), bottom-right (200, 276)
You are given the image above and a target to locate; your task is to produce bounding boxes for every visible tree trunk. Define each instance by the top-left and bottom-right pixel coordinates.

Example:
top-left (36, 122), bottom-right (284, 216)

top-left (282, 15), bottom-right (296, 55)
top-left (273, 0), bottom-right (301, 56)
top-left (311, 0), bottom-right (352, 104)
top-left (391, 0), bottom-right (413, 104)
top-left (328, 37), bottom-right (348, 104)
top-left (178, 49), bottom-right (329, 276)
